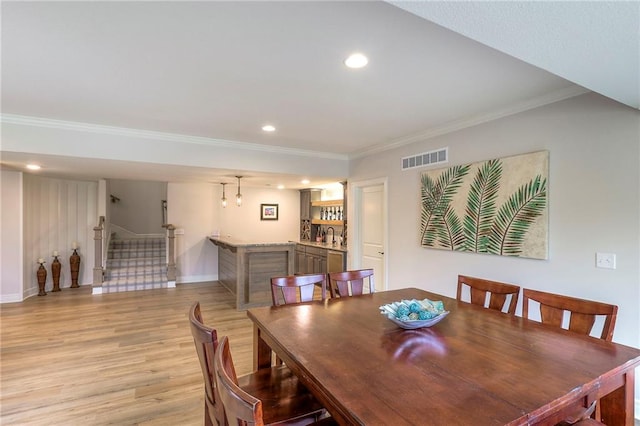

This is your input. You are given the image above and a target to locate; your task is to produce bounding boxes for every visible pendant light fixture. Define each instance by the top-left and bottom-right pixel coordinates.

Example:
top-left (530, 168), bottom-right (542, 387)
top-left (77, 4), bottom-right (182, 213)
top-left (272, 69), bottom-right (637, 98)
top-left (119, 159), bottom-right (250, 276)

top-left (235, 176), bottom-right (243, 207)
top-left (220, 183), bottom-right (228, 208)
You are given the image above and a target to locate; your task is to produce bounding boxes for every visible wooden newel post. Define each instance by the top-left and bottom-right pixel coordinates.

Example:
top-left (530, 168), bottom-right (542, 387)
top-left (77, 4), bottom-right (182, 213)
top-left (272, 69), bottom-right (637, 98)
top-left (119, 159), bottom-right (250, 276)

top-left (166, 225), bottom-right (176, 283)
top-left (37, 260), bottom-right (47, 296)
top-left (51, 255), bottom-right (61, 292)
top-left (70, 247), bottom-right (80, 288)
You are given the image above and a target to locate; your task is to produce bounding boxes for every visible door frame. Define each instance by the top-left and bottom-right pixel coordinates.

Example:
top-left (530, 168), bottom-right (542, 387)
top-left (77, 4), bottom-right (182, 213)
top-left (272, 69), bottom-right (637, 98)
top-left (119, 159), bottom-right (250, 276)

top-left (348, 177), bottom-right (389, 291)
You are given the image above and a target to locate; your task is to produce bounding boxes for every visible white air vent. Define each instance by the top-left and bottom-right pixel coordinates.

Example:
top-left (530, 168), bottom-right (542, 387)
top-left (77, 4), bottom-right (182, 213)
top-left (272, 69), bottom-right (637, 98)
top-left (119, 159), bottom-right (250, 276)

top-left (401, 147), bottom-right (448, 171)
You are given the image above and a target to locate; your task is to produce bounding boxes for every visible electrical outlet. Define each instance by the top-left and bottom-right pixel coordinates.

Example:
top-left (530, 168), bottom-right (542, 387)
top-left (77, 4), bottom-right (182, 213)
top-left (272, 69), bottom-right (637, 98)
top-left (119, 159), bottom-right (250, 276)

top-left (596, 253), bottom-right (616, 269)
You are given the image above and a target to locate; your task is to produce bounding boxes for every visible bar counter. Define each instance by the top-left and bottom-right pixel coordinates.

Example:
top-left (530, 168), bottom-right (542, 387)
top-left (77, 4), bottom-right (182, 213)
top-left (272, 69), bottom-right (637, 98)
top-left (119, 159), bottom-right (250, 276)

top-left (208, 237), bottom-right (296, 310)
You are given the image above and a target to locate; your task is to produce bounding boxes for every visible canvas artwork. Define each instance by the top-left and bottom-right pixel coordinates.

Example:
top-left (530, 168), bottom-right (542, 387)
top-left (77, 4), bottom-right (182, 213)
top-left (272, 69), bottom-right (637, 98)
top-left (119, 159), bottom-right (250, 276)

top-left (420, 150), bottom-right (548, 260)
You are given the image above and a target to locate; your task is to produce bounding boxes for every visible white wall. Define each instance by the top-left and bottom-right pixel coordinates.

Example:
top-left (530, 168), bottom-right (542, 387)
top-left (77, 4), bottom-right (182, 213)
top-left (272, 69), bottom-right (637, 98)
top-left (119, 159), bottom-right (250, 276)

top-left (109, 179), bottom-right (166, 234)
top-left (350, 93), bottom-right (640, 347)
top-left (167, 182), bottom-right (301, 284)
top-left (20, 174), bottom-right (98, 295)
top-left (1, 170), bottom-right (23, 302)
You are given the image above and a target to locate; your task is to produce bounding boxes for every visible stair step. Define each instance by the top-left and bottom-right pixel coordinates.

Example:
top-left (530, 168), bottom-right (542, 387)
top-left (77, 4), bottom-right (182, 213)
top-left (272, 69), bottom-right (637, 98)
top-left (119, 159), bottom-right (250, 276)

top-left (107, 267), bottom-right (166, 279)
top-left (102, 236), bottom-right (169, 294)
top-left (108, 249), bottom-right (165, 259)
top-left (107, 258), bottom-right (164, 268)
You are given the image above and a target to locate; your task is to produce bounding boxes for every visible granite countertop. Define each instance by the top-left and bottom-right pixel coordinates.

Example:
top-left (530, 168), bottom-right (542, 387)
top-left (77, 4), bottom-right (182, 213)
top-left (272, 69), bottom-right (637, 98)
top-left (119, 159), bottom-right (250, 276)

top-left (208, 236), bottom-right (296, 248)
top-left (294, 240), bottom-right (348, 253)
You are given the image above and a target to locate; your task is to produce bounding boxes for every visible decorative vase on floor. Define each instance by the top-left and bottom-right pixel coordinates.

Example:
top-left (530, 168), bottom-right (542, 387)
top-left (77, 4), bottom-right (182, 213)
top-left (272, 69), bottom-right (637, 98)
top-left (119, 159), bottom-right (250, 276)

top-left (51, 251), bottom-right (61, 292)
top-left (37, 259), bottom-right (47, 296)
top-left (70, 245), bottom-right (80, 288)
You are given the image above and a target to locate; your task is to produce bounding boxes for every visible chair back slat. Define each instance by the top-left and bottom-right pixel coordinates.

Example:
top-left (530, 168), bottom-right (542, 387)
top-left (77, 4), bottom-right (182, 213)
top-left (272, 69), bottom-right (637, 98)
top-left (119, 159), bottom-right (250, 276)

top-left (523, 288), bottom-right (617, 341)
top-left (189, 302), bottom-right (224, 425)
top-left (214, 336), bottom-right (264, 426)
top-left (271, 273), bottom-right (327, 306)
top-left (457, 275), bottom-right (520, 315)
top-left (328, 269), bottom-right (374, 298)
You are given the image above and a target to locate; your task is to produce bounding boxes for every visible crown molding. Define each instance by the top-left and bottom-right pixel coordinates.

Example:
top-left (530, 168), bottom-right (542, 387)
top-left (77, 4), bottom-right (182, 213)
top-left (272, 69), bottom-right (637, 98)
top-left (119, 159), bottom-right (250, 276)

top-left (0, 114), bottom-right (348, 161)
top-left (349, 85), bottom-right (591, 159)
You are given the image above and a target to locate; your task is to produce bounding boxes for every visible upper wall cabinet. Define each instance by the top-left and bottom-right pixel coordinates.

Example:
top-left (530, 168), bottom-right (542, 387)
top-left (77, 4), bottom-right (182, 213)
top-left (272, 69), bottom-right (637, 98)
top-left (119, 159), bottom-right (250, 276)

top-left (300, 189), bottom-right (321, 220)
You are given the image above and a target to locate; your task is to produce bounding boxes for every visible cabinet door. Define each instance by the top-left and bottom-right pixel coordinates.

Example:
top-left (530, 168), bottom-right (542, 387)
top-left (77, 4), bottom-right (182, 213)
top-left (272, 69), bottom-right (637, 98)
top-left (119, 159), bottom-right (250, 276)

top-left (295, 249), bottom-right (305, 274)
top-left (300, 190), bottom-right (311, 220)
top-left (305, 254), bottom-right (315, 274)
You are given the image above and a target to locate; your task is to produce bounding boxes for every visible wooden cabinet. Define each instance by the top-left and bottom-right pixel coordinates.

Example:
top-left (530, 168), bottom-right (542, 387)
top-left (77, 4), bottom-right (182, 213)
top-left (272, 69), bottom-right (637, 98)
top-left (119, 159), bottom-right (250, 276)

top-left (295, 244), bottom-right (345, 275)
top-left (296, 245), bottom-right (325, 274)
top-left (300, 189), bottom-right (320, 220)
top-left (300, 184), bottom-right (347, 245)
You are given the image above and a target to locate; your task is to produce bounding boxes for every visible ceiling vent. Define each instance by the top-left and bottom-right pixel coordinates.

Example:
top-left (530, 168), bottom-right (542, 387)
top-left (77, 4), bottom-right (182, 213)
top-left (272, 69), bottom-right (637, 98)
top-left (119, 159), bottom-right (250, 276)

top-left (401, 147), bottom-right (448, 171)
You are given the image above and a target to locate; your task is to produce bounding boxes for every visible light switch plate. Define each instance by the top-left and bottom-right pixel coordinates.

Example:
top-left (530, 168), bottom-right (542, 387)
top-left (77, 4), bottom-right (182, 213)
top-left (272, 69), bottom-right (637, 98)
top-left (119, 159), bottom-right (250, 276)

top-left (596, 252), bottom-right (616, 269)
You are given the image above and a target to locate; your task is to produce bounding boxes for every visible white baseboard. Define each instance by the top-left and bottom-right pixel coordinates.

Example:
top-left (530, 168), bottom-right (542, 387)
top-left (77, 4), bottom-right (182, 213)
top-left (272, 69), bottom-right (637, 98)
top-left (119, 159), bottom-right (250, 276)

top-left (168, 281), bottom-right (176, 288)
top-left (92, 286), bottom-right (103, 295)
top-left (636, 398), bottom-right (639, 422)
top-left (176, 274), bottom-right (217, 284)
top-left (0, 293), bottom-right (24, 303)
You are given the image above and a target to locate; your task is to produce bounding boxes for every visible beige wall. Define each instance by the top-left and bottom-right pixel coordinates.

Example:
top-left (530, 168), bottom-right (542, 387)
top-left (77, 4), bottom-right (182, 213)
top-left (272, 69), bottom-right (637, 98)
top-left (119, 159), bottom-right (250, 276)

top-left (351, 92), bottom-right (640, 347)
top-left (351, 92), bottom-right (640, 409)
top-left (109, 179), bottom-right (167, 234)
top-left (167, 183), bottom-right (300, 283)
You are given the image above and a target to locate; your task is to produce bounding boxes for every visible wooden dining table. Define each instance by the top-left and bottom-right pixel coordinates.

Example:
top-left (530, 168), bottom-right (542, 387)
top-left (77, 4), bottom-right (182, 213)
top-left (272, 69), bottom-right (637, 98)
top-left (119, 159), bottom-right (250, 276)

top-left (247, 288), bottom-right (640, 425)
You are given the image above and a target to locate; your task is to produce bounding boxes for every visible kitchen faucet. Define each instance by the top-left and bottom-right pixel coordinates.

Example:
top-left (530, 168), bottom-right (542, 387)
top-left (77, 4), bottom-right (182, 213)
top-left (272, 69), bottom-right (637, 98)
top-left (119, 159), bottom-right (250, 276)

top-left (326, 227), bottom-right (336, 245)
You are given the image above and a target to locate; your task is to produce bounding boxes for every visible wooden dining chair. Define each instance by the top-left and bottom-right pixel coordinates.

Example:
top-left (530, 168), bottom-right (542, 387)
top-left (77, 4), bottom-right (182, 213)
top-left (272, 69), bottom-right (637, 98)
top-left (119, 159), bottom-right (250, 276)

top-left (523, 289), bottom-right (616, 425)
top-left (271, 273), bottom-right (328, 306)
top-left (189, 302), bottom-right (326, 426)
top-left (214, 335), bottom-right (336, 426)
top-left (556, 399), bottom-right (601, 425)
top-left (456, 275), bottom-right (520, 315)
top-left (327, 269), bottom-right (374, 298)
top-left (522, 289), bottom-right (617, 341)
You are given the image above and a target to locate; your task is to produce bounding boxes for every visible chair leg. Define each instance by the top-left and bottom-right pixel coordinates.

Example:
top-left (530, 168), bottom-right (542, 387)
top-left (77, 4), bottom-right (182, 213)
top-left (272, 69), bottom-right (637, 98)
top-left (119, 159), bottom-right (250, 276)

top-left (204, 403), bottom-right (214, 426)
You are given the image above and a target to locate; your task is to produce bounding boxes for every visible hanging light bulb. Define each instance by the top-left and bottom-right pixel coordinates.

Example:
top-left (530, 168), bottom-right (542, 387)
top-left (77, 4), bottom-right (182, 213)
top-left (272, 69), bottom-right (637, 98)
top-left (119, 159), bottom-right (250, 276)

top-left (235, 176), bottom-right (243, 206)
top-left (220, 183), bottom-right (227, 208)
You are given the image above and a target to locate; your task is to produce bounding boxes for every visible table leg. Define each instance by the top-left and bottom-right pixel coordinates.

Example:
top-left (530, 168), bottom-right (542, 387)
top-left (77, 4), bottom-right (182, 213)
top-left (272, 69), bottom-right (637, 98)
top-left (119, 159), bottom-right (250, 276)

top-left (253, 324), bottom-right (272, 371)
top-left (598, 371), bottom-right (634, 425)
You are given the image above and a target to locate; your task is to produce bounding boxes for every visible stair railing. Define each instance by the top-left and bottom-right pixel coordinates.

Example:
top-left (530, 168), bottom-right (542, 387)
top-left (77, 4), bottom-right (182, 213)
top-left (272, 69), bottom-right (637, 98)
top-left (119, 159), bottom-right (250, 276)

top-left (93, 216), bottom-right (105, 284)
top-left (164, 224), bottom-right (177, 284)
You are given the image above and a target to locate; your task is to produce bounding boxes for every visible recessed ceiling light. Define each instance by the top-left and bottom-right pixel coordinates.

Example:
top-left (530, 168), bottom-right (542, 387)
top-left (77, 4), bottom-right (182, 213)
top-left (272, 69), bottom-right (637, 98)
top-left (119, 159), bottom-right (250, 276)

top-left (277, 184), bottom-right (285, 190)
top-left (301, 179), bottom-right (310, 185)
top-left (345, 53), bottom-right (368, 69)
top-left (26, 164), bottom-right (41, 170)
top-left (262, 125), bottom-right (276, 132)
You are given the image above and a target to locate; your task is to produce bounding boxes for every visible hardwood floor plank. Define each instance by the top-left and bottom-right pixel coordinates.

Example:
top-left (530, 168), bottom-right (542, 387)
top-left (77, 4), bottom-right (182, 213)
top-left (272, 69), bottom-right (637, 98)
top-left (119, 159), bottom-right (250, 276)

top-left (1, 282), bottom-right (253, 425)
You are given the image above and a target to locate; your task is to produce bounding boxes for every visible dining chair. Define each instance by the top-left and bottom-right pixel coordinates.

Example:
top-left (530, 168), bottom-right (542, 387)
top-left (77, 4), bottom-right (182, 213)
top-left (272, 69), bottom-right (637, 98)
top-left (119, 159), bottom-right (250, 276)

top-left (556, 399), bottom-right (600, 425)
top-left (523, 289), bottom-right (616, 425)
top-left (456, 275), bottom-right (520, 314)
top-left (522, 288), bottom-right (617, 341)
top-left (214, 335), bottom-right (336, 426)
top-left (189, 302), bottom-right (326, 426)
top-left (327, 269), bottom-right (374, 298)
top-left (271, 273), bottom-right (328, 306)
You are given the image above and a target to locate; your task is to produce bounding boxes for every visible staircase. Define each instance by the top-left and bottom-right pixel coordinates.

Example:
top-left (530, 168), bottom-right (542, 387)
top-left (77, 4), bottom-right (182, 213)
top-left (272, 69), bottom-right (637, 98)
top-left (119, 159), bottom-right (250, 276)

top-left (101, 236), bottom-right (168, 293)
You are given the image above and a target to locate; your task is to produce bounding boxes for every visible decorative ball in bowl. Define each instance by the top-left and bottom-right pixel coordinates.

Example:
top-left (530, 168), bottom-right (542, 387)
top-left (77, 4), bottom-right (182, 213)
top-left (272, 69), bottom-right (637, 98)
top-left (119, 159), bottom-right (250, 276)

top-left (379, 299), bottom-right (449, 329)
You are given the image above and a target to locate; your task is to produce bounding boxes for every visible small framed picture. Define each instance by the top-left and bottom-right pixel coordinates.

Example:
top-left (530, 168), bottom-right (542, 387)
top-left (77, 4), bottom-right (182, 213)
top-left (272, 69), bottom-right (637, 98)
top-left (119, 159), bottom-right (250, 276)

top-left (260, 204), bottom-right (279, 221)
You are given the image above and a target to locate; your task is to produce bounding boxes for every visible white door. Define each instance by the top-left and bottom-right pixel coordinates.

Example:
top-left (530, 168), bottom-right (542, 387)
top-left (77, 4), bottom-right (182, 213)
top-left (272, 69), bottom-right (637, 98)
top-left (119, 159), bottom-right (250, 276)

top-left (351, 179), bottom-right (387, 292)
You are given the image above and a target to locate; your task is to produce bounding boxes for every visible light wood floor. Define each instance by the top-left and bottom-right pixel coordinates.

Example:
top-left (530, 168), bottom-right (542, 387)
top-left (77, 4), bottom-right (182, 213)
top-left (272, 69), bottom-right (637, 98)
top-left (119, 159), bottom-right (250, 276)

top-left (0, 282), bottom-right (255, 425)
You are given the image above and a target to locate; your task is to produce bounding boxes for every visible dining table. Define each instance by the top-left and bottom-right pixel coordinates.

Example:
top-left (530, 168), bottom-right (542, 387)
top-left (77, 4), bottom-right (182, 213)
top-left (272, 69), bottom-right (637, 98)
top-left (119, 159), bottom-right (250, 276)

top-left (247, 288), bottom-right (640, 425)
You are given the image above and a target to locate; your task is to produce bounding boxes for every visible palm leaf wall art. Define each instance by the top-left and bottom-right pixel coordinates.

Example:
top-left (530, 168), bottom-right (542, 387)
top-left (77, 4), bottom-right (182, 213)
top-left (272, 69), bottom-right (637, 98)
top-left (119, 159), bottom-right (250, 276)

top-left (420, 151), bottom-right (548, 260)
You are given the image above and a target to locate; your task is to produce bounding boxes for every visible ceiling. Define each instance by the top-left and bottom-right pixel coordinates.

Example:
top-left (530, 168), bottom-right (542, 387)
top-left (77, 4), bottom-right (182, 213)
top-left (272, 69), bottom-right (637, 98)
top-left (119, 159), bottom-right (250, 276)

top-left (1, 1), bottom-right (637, 188)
